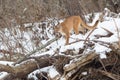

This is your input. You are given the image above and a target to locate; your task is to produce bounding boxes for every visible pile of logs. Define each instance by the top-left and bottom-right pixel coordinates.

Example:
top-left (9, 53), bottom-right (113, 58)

top-left (0, 38), bottom-right (120, 80)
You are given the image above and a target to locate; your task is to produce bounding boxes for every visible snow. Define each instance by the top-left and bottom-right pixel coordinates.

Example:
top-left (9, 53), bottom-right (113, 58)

top-left (28, 66), bottom-right (60, 80)
top-left (81, 72), bottom-right (87, 75)
top-left (0, 61), bottom-right (14, 66)
top-left (0, 10), bottom-right (120, 79)
top-left (48, 67), bottom-right (60, 79)
top-left (0, 72), bottom-right (8, 79)
top-left (53, 17), bottom-right (120, 57)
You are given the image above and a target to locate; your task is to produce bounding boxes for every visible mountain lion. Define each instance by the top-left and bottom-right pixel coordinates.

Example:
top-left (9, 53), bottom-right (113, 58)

top-left (54, 16), bottom-right (99, 45)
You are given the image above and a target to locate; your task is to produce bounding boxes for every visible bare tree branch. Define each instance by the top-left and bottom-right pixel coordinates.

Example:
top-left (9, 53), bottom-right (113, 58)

top-left (98, 70), bottom-right (120, 80)
top-left (14, 37), bottom-right (59, 65)
top-left (84, 28), bottom-right (96, 44)
top-left (0, 55), bottom-right (70, 80)
top-left (63, 52), bottom-right (98, 72)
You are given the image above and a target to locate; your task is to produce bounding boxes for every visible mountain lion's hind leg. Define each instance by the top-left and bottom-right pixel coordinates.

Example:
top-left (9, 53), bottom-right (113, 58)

top-left (73, 22), bottom-right (80, 35)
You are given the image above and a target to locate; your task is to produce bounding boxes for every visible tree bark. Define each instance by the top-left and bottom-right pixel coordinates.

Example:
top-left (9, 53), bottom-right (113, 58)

top-left (0, 55), bottom-right (71, 80)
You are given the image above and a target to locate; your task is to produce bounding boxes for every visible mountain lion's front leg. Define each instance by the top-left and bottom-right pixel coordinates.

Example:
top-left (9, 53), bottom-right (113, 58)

top-left (65, 32), bottom-right (70, 45)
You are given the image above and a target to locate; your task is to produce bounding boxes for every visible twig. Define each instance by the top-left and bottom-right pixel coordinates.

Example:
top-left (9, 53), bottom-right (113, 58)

top-left (63, 52), bottom-right (98, 72)
top-left (101, 27), bottom-right (113, 35)
top-left (98, 70), bottom-right (120, 80)
top-left (71, 70), bottom-right (81, 80)
top-left (94, 27), bottom-right (113, 38)
top-left (84, 28), bottom-right (96, 44)
top-left (69, 39), bottom-right (111, 45)
top-left (0, 49), bottom-right (22, 55)
top-left (40, 72), bottom-right (48, 80)
top-left (99, 58), bottom-right (107, 71)
top-left (13, 37), bottom-right (59, 65)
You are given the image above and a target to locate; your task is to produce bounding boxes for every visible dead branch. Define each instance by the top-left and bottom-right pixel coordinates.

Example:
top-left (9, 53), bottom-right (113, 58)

top-left (101, 27), bottom-right (113, 35)
top-left (69, 39), bottom-right (111, 45)
top-left (0, 56), bottom-right (51, 79)
top-left (61, 52), bottom-right (98, 80)
top-left (94, 27), bottom-right (113, 38)
top-left (84, 28), bottom-right (96, 44)
top-left (14, 37), bottom-right (59, 65)
top-left (62, 68), bottom-right (79, 80)
top-left (0, 55), bottom-right (70, 80)
top-left (63, 52), bottom-right (98, 72)
top-left (98, 70), bottom-right (120, 80)
top-left (99, 58), bottom-right (107, 71)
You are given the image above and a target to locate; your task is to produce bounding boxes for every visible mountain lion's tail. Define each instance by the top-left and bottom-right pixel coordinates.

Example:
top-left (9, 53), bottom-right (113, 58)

top-left (80, 18), bottom-right (99, 30)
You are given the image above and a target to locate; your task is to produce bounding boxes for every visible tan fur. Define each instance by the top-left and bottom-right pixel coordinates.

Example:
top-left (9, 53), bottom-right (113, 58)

top-left (55, 16), bottom-right (99, 45)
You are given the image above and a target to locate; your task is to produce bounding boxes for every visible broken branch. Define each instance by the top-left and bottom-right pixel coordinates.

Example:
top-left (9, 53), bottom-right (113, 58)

top-left (14, 37), bottom-right (59, 65)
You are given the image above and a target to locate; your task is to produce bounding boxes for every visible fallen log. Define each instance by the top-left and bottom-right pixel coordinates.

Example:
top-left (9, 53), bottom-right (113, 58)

top-left (0, 55), bottom-right (70, 80)
top-left (0, 57), bottom-right (51, 80)
top-left (14, 37), bottom-right (59, 65)
top-left (63, 52), bottom-right (98, 72)
top-left (62, 52), bottom-right (99, 80)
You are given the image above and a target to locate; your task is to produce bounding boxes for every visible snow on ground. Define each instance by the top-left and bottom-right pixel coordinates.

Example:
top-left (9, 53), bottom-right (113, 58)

top-left (0, 61), bottom-right (14, 66)
top-left (44, 14), bottom-right (120, 58)
top-left (29, 14), bottom-right (120, 79)
top-left (0, 72), bottom-right (8, 79)
top-left (0, 12), bottom-right (120, 79)
top-left (28, 66), bottom-right (60, 80)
